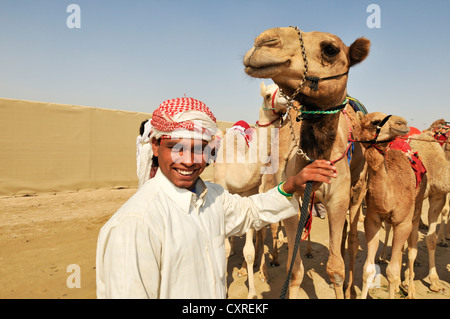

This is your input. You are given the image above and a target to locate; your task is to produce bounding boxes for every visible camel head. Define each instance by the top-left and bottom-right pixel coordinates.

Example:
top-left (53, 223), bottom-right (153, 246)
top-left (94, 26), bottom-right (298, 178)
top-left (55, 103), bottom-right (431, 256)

top-left (244, 27), bottom-right (370, 109)
top-left (355, 112), bottom-right (410, 145)
top-left (260, 82), bottom-right (289, 114)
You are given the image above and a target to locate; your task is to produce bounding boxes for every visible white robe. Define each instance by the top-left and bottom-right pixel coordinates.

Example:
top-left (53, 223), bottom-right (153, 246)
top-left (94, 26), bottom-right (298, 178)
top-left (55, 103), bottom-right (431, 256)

top-left (96, 169), bottom-right (299, 299)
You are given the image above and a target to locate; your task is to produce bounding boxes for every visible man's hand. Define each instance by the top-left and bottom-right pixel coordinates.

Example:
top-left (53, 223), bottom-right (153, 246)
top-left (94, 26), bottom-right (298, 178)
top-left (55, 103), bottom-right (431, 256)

top-left (282, 160), bottom-right (337, 194)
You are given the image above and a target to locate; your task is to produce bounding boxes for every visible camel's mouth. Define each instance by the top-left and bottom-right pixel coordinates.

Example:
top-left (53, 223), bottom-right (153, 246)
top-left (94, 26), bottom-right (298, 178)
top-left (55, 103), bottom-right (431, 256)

top-left (244, 60), bottom-right (290, 78)
top-left (391, 127), bottom-right (410, 136)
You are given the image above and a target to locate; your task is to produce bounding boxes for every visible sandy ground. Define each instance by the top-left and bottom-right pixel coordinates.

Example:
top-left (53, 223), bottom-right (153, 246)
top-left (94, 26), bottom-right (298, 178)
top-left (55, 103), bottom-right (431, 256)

top-left (0, 187), bottom-right (449, 299)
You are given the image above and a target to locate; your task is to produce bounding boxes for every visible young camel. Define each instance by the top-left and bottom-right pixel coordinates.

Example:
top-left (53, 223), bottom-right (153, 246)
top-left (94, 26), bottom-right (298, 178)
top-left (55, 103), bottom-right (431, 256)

top-left (214, 82), bottom-right (288, 298)
top-left (354, 112), bottom-right (427, 299)
top-left (243, 26), bottom-right (370, 299)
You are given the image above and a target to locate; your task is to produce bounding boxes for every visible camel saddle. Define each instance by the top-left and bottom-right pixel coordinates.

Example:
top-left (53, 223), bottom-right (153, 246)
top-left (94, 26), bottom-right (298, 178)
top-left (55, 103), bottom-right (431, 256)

top-left (431, 123), bottom-right (449, 146)
top-left (229, 120), bottom-right (254, 147)
top-left (388, 138), bottom-right (427, 188)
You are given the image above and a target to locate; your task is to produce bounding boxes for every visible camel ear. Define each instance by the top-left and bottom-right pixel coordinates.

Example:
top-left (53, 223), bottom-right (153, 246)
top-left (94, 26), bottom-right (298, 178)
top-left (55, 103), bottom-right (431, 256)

top-left (356, 111), bottom-right (365, 122)
top-left (348, 37), bottom-right (370, 67)
top-left (260, 82), bottom-right (266, 96)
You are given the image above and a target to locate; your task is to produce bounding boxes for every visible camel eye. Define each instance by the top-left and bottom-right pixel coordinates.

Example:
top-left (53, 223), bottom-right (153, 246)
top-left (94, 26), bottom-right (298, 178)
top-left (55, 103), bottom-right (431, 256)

top-left (322, 44), bottom-right (340, 57)
top-left (265, 94), bottom-right (271, 100)
top-left (371, 120), bottom-right (381, 126)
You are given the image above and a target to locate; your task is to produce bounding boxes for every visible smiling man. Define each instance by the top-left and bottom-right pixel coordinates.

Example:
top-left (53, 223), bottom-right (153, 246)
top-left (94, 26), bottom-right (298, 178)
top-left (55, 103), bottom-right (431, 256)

top-left (96, 97), bottom-right (337, 299)
top-left (153, 137), bottom-right (208, 190)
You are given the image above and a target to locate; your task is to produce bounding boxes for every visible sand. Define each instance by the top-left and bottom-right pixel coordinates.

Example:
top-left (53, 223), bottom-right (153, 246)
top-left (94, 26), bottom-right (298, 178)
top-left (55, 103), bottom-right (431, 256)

top-left (0, 188), bottom-right (449, 299)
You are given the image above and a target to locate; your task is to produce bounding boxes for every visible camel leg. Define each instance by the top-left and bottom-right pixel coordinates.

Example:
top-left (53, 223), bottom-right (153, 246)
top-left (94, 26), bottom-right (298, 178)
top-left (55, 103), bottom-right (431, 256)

top-left (426, 194), bottom-right (446, 292)
top-left (228, 236), bottom-right (235, 257)
top-left (361, 212), bottom-right (382, 299)
top-left (326, 205), bottom-right (347, 299)
top-left (379, 222), bottom-right (391, 263)
top-left (437, 194), bottom-right (449, 246)
top-left (225, 238), bottom-right (231, 261)
top-left (437, 213), bottom-right (448, 246)
top-left (241, 229), bottom-right (257, 299)
top-left (257, 228), bottom-right (269, 283)
top-left (283, 215), bottom-right (304, 299)
top-left (270, 222), bottom-right (281, 266)
top-left (445, 196), bottom-right (450, 240)
top-left (403, 211), bottom-right (420, 299)
top-left (345, 204), bottom-right (363, 299)
top-left (446, 208), bottom-right (450, 240)
top-left (387, 220), bottom-right (412, 299)
top-left (305, 234), bottom-right (312, 258)
top-left (345, 161), bottom-right (368, 299)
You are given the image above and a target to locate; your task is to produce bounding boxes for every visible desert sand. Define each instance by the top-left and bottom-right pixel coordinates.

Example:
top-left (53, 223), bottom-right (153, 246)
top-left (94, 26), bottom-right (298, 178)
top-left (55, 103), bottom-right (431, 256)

top-left (0, 187), bottom-right (449, 299)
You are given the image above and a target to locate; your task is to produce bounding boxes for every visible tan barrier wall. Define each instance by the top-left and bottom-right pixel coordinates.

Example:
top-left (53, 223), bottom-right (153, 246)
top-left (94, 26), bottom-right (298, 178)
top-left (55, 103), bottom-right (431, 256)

top-left (0, 98), bottom-right (232, 196)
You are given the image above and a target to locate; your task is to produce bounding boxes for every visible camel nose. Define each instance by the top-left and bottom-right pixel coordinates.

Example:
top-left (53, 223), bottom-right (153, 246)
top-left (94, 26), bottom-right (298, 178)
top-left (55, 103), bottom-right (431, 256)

top-left (254, 29), bottom-right (281, 48)
top-left (255, 37), bottom-right (281, 48)
top-left (394, 118), bottom-right (407, 126)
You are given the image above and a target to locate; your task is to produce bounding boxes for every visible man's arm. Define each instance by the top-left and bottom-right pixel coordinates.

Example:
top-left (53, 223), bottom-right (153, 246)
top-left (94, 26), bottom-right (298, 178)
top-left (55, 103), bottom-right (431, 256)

top-left (96, 217), bottom-right (162, 298)
top-left (221, 159), bottom-right (337, 238)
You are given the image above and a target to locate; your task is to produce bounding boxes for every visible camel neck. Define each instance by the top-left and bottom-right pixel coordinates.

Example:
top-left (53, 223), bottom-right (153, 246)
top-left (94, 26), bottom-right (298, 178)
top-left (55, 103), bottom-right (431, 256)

top-left (366, 147), bottom-right (387, 174)
top-left (299, 110), bottom-right (341, 160)
top-left (365, 147), bottom-right (393, 212)
top-left (296, 98), bottom-right (348, 121)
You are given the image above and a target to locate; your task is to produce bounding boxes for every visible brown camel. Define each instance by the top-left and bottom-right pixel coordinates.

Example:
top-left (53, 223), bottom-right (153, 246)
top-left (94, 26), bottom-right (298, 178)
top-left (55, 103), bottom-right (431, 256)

top-left (380, 124), bottom-right (450, 293)
top-left (354, 112), bottom-right (427, 299)
top-left (243, 26), bottom-right (370, 298)
top-left (427, 119), bottom-right (450, 159)
top-left (214, 82), bottom-right (288, 298)
top-left (426, 119), bottom-right (450, 245)
top-left (407, 131), bottom-right (450, 293)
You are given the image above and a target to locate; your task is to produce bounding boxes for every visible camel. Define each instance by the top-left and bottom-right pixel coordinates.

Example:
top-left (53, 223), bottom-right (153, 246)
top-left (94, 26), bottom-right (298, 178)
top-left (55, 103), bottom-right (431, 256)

top-left (353, 112), bottom-right (427, 299)
top-left (427, 119), bottom-right (450, 245)
top-left (243, 26), bottom-right (370, 299)
top-left (406, 131), bottom-right (450, 293)
top-left (379, 123), bottom-right (450, 293)
top-left (214, 81), bottom-right (289, 298)
top-left (427, 119), bottom-right (450, 157)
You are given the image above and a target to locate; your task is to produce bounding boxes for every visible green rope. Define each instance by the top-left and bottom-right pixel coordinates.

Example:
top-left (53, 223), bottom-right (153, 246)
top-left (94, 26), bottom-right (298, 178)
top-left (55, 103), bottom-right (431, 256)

top-left (299, 98), bottom-right (348, 115)
top-left (300, 108), bottom-right (342, 115)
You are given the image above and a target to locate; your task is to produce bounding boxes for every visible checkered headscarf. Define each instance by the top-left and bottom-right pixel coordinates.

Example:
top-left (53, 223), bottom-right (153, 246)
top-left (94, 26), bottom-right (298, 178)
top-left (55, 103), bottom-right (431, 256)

top-left (136, 97), bottom-right (217, 188)
top-left (150, 97), bottom-right (217, 141)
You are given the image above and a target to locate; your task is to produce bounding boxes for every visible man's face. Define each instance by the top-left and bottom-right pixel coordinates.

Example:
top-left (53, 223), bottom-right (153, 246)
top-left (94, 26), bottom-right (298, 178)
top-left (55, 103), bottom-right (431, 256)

top-left (152, 138), bottom-right (208, 190)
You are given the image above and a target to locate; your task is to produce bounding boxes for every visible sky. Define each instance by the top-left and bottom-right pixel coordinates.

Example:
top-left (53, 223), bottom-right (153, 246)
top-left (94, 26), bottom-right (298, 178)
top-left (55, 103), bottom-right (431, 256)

top-left (0, 0), bottom-right (448, 130)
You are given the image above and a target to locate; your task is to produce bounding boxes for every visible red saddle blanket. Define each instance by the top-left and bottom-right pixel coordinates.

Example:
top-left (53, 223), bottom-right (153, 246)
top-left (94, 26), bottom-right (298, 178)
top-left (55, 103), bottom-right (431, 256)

top-left (431, 124), bottom-right (449, 146)
top-left (388, 138), bottom-right (427, 188)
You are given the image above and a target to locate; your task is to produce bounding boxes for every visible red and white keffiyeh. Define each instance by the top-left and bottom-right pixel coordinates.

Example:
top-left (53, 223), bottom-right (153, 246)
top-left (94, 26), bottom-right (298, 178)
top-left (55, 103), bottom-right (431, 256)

top-left (150, 97), bottom-right (217, 141)
top-left (136, 97), bottom-right (218, 187)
